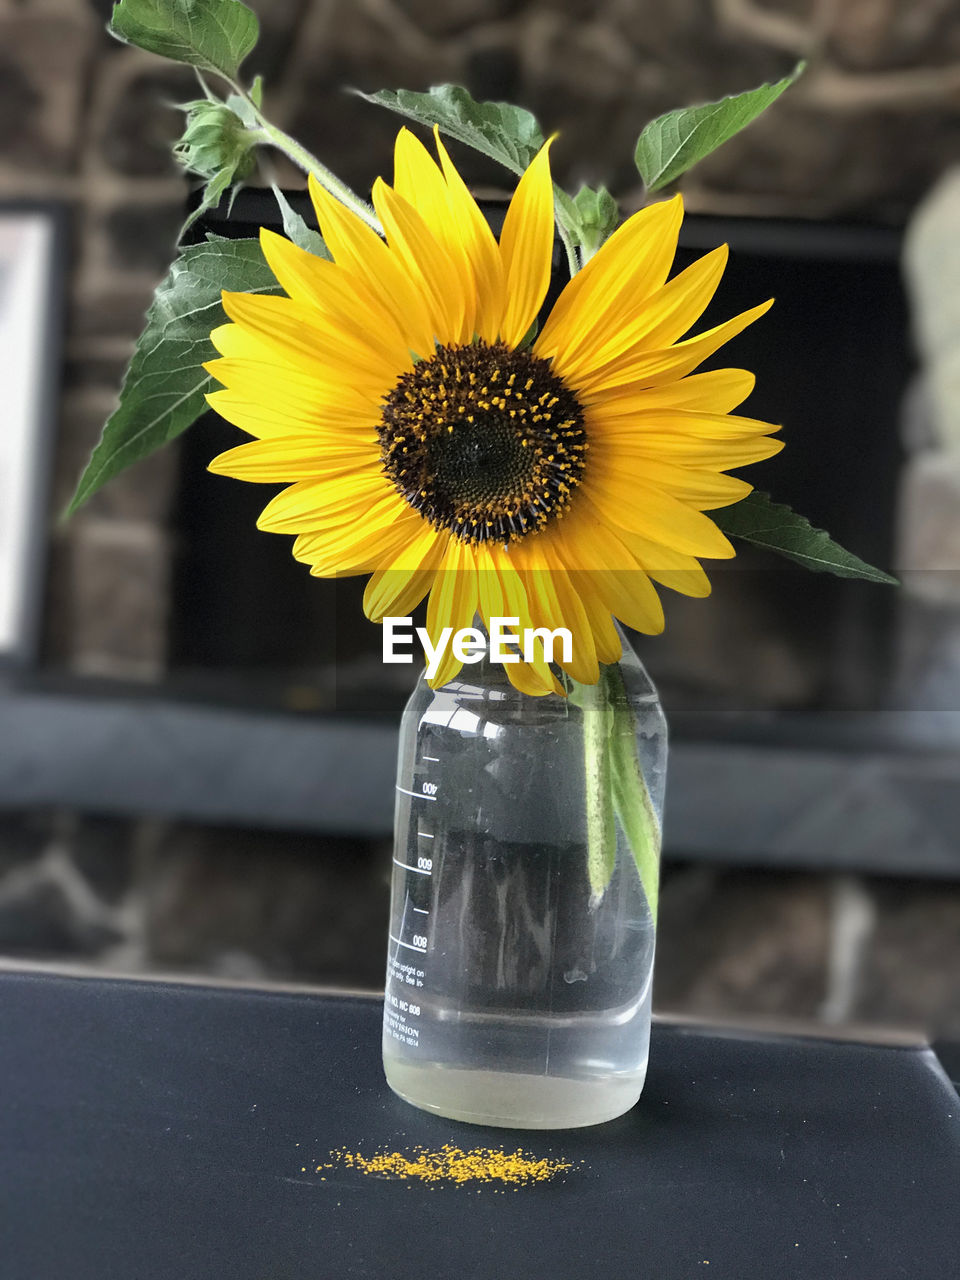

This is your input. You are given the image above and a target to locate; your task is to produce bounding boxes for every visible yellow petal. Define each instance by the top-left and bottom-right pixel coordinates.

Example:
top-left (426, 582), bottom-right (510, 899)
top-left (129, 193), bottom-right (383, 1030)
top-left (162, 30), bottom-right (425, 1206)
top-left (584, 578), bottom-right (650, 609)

top-left (536, 195), bottom-right (683, 371)
top-left (208, 435), bottom-right (375, 482)
top-left (550, 508), bottom-right (666, 634)
top-left (434, 128), bottom-right (505, 343)
top-left (498, 138), bottom-right (555, 348)
top-left (576, 299), bottom-right (774, 396)
top-left (590, 449), bottom-right (754, 508)
top-left (205, 354), bottom-right (375, 425)
top-left (594, 428), bottom-right (784, 469)
top-left (258, 228), bottom-right (411, 371)
top-left (363, 525), bottom-right (446, 622)
top-left (483, 545), bottom-right (562, 696)
top-left (553, 542), bottom-right (664, 636)
top-left (590, 401), bottom-right (780, 437)
top-left (256, 471), bottom-right (387, 533)
top-left (590, 368), bottom-right (757, 416)
top-left (562, 245), bottom-right (729, 382)
top-left (392, 128), bottom-right (450, 225)
top-left (592, 564), bottom-right (665, 636)
top-left (614, 530), bottom-right (712, 598)
top-left (391, 129), bottom-right (477, 342)
top-left (575, 585), bottom-right (622, 664)
top-left (584, 478), bottom-right (736, 558)
top-left (372, 176), bottom-right (468, 344)
top-left (519, 542), bottom-right (599, 684)
top-left (425, 539), bottom-right (479, 688)
top-left (220, 290), bottom-right (395, 390)
top-left (204, 389), bottom-right (318, 439)
top-left (304, 513), bottom-right (422, 575)
top-left (308, 173), bottom-right (436, 357)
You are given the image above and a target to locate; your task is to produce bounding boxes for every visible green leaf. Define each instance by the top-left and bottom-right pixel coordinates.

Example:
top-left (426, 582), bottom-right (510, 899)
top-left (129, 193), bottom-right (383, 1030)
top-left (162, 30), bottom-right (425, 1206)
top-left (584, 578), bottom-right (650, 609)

top-left (355, 84), bottom-right (545, 177)
top-left (180, 164), bottom-right (234, 235)
top-left (270, 185), bottom-right (330, 259)
top-left (66, 236), bottom-right (280, 516)
top-left (108, 0), bottom-right (259, 81)
top-left (635, 61), bottom-right (805, 191)
top-left (713, 491), bottom-right (899, 584)
top-left (606, 682), bottom-right (661, 922)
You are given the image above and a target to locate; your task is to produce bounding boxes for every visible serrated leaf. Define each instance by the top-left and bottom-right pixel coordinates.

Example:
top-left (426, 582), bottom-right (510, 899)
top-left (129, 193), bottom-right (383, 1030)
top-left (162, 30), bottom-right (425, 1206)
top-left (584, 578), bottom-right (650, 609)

top-left (713, 491), bottom-right (898, 584)
top-left (270, 186), bottom-right (330, 259)
top-left (355, 84), bottom-right (545, 176)
top-left (635, 61), bottom-right (805, 192)
top-left (108, 0), bottom-right (259, 81)
top-left (66, 236), bottom-right (280, 515)
top-left (607, 715), bottom-right (660, 921)
top-left (180, 165), bottom-right (234, 235)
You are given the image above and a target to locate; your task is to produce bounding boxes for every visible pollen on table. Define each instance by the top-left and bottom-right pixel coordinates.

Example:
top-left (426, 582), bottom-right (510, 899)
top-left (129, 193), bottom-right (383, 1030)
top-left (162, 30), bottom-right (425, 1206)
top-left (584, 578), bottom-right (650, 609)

top-left (317, 1143), bottom-right (580, 1188)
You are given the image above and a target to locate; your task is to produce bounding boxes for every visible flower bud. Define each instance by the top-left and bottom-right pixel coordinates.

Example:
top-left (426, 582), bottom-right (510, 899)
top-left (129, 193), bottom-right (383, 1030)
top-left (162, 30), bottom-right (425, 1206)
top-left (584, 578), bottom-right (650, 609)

top-left (174, 100), bottom-right (257, 183)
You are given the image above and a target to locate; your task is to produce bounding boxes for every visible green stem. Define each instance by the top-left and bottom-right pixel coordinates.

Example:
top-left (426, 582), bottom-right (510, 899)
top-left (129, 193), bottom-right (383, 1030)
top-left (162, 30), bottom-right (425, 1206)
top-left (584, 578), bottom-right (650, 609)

top-left (604, 666), bottom-right (661, 921)
top-left (570, 677), bottom-right (616, 905)
top-left (557, 219), bottom-right (580, 279)
top-left (578, 238), bottom-right (600, 267)
top-left (247, 119), bottom-right (382, 233)
top-left (220, 75), bottom-right (381, 234)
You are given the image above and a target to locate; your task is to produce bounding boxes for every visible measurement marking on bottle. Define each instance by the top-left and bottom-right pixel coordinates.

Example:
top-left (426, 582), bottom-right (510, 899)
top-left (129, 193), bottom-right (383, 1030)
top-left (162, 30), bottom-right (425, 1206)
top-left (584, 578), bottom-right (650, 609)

top-left (422, 755), bottom-right (439, 762)
top-left (412, 906), bottom-right (429, 914)
top-left (417, 831), bottom-right (434, 839)
top-left (396, 784), bottom-right (437, 800)
top-left (389, 932), bottom-right (427, 954)
top-left (392, 857), bottom-right (432, 875)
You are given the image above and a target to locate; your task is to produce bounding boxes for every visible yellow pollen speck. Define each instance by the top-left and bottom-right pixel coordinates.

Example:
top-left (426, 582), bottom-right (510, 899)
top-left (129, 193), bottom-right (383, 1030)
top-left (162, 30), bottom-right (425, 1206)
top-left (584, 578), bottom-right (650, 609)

top-left (317, 1144), bottom-right (579, 1188)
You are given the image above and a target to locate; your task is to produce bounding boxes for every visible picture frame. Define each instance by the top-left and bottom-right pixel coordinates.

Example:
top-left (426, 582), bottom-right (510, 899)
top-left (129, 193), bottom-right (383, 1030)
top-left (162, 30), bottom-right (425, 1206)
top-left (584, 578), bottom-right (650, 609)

top-left (0, 203), bottom-right (66, 668)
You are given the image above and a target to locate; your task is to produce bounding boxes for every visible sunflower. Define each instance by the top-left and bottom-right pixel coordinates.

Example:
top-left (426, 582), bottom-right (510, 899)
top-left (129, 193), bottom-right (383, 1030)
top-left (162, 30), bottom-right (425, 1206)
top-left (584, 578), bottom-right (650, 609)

top-left (205, 127), bottom-right (782, 695)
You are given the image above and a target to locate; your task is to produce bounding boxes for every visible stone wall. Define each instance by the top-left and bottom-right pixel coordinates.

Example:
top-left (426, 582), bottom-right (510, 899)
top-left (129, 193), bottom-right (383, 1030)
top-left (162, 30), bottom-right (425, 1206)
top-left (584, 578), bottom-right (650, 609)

top-left (3, 0), bottom-right (960, 1028)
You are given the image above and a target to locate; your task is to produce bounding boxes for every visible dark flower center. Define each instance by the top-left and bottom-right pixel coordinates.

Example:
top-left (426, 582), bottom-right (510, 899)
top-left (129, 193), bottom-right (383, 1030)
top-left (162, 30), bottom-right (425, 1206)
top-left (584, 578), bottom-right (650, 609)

top-left (378, 340), bottom-right (587, 545)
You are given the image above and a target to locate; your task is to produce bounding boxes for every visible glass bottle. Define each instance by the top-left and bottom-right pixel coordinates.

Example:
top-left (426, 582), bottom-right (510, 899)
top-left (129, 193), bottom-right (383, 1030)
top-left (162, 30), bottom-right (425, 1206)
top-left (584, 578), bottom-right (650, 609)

top-left (382, 629), bottom-right (667, 1129)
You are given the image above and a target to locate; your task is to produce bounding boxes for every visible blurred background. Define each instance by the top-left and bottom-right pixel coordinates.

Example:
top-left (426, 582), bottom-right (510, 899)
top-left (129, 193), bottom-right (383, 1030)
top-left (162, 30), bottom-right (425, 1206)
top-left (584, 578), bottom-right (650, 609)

top-left (1, 0), bottom-right (960, 1048)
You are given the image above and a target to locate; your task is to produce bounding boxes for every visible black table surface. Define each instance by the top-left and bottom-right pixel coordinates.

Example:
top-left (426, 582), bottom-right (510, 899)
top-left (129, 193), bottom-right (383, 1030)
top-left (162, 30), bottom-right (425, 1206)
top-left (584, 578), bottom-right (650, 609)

top-left (1, 970), bottom-right (958, 1280)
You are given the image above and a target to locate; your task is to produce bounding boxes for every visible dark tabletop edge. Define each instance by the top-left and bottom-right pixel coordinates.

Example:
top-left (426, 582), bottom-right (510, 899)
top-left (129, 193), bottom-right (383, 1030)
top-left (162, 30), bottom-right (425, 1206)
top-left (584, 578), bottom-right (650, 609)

top-left (0, 963), bottom-right (937, 1061)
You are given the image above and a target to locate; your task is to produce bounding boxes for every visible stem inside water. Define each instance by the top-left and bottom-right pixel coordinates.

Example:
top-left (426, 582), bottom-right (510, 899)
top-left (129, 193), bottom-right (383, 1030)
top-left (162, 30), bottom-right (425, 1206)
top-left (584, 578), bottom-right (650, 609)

top-left (604, 666), bottom-right (661, 920)
top-left (571, 667), bottom-right (662, 919)
top-left (575, 678), bottom-right (616, 905)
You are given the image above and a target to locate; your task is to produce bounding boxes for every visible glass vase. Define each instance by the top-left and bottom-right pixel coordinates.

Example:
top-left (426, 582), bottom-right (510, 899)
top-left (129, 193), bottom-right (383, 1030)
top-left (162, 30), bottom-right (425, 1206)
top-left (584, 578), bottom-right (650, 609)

top-left (382, 630), bottom-right (667, 1129)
